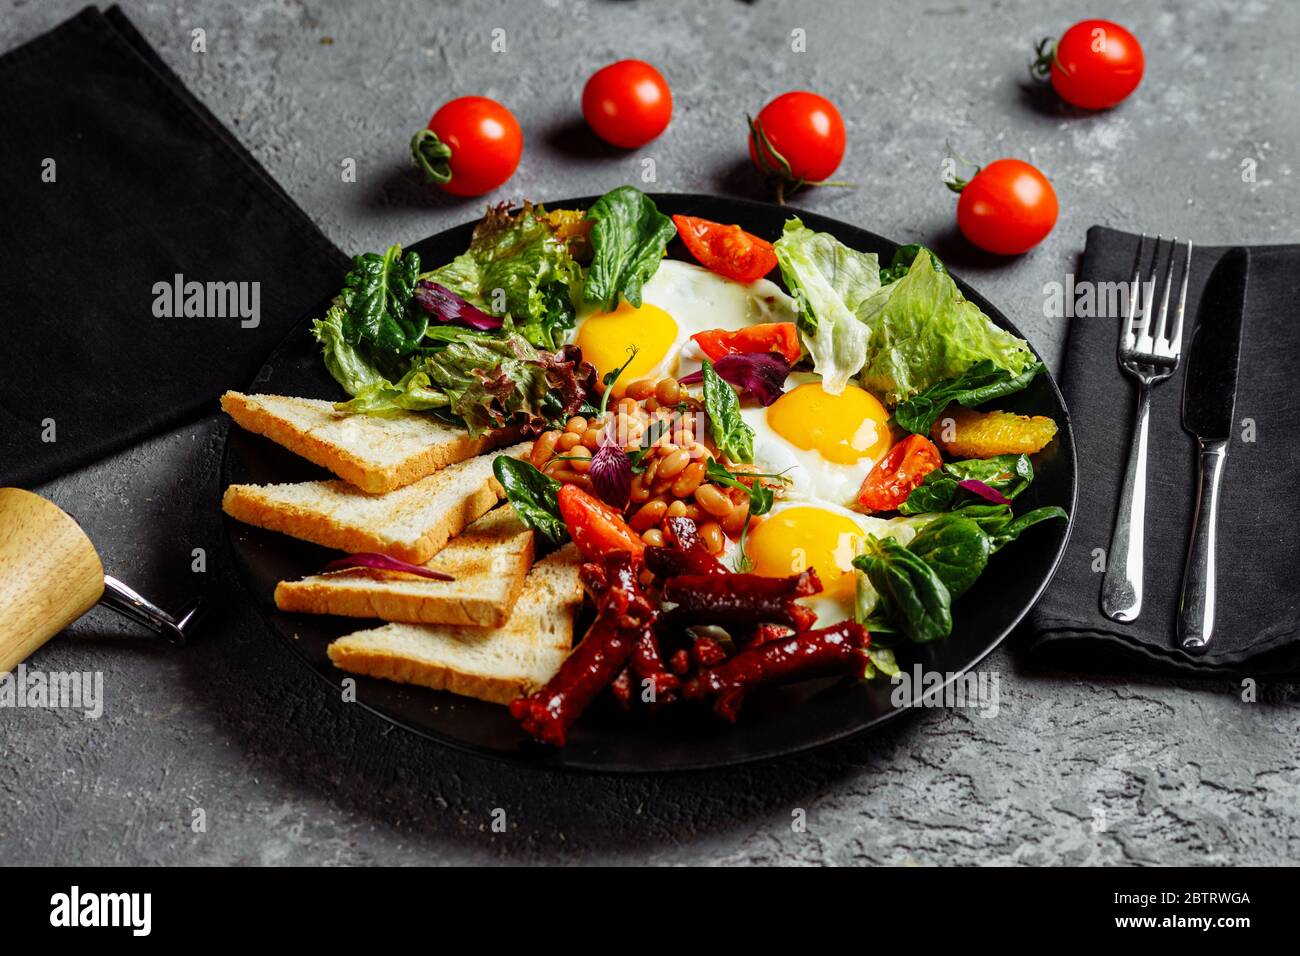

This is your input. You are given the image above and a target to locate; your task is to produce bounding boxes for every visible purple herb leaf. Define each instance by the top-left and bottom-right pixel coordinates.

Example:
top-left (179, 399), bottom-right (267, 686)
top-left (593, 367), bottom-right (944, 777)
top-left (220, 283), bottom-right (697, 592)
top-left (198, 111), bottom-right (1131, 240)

top-left (589, 434), bottom-right (632, 510)
top-left (319, 552), bottom-right (455, 581)
top-left (956, 479), bottom-right (1011, 505)
top-left (412, 280), bottom-right (502, 331)
top-left (679, 351), bottom-right (791, 406)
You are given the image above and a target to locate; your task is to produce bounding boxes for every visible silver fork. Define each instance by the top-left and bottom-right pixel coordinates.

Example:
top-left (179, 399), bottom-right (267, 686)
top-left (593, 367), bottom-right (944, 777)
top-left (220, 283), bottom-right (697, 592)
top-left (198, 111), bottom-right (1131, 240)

top-left (1100, 235), bottom-right (1192, 623)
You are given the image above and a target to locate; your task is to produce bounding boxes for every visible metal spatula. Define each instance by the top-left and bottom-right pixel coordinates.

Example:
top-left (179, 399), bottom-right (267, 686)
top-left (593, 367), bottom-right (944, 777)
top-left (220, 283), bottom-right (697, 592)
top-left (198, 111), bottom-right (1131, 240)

top-left (0, 487), bottom-right (199, 672)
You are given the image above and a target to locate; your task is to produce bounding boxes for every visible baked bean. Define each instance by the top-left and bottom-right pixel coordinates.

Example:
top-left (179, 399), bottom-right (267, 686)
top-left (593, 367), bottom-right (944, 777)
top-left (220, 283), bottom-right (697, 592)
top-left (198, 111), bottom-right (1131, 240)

top-left (695, 483), bottom-right (734, 518)
top-left (641, 528), bottom-right (665, 547)
top-left (644, 397), bottom-right (659, 413)
top-left (658, 448), bottom-right (691, 480)
top-left (567, 445), bottom-right (592, 473)
top-left (655, 377), bottom-right (681, 406)
top-left (532, 430), bottom-right (561, 467)
top-left (581, 427), bottom-right (602, 448)
top-left (616, 397), bottom-right (640, 416)
top-left (630, 498), bottom-right (668, 532)
top-left (625, 379), bottom-right (657, 401)
top-left (629, 474), bottom-right (651, 504)
top-left (643, 456), bottom-right (660, 487)
top-left (665, 500), bottom-right (688, 519)
top-left (671, 462), bottom-right (706, 498)
top-left (682, 503), bottom-right (702, 522)
top-left (556, 432), bottom-right (581, 452)
top-left (565, 416), bottom-right (587, 435)
top-left (549, 468), bottom-right (591, 489)
top-left (698, 520), bottom-right (724, 554)
top-left (721, 497), bottom-right (749, 536)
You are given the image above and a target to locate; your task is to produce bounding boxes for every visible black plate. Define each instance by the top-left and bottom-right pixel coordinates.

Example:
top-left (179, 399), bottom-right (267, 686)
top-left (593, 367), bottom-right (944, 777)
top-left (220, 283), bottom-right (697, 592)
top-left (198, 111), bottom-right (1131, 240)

top-left (221, 193), bottom-right (1077, 773)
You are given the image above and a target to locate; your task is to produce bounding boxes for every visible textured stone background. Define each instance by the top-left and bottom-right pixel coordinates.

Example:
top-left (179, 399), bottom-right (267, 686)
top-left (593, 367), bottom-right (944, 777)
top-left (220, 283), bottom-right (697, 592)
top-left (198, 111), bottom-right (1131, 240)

top-left (2, 0), bottom-right (1298, 865)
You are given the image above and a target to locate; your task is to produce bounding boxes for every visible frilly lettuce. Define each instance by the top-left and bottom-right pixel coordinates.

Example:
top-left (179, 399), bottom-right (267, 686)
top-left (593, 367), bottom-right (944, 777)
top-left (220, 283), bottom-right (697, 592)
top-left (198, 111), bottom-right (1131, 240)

top-left (773, 218), bottom-right (880, 395)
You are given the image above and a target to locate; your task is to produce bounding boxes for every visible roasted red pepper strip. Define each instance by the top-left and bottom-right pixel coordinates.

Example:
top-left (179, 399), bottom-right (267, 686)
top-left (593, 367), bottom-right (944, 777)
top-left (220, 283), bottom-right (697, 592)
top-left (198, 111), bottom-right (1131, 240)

top-left (629, 626), bottom-right (680, 708)
top-left (747, 622), bottom-right (795, 648)
top-left (610, 667), bottom-right (634, 711)
top-left (510, 553), bottom-right (654, 746)
top-left (645, 544), bottom-right (726, 578)
top-left (691, 634), bottom-right (729, 668)
top-left (686, 621), bottom-right (870, 722)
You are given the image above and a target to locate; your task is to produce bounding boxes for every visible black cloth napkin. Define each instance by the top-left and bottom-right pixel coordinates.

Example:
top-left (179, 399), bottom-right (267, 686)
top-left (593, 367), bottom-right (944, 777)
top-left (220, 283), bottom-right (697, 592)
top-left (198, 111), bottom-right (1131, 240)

top-left (0, 6), bottom-right (349, 487)
top-left (1027, 226), bottom-right (1300, 677)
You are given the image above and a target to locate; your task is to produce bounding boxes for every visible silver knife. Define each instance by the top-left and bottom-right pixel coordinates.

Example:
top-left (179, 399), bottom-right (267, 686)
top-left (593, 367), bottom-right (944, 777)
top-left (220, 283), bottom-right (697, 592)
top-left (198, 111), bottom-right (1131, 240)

top-left (1178, 247), bottom-right (1249, 652)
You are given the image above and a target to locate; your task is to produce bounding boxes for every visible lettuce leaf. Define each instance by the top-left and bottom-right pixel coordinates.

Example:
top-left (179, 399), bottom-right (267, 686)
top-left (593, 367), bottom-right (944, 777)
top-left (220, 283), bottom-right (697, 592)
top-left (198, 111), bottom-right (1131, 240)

top-left (858, 251), bottom-right (1036, 405)
top-left (773, 219), bottom-right (880, 395)
top-left (581, 186), bottom-right (676, 310)
top-left (423, 202), bottom-right (581, 350)
top-left (338, 245), bottom-right (427, 354)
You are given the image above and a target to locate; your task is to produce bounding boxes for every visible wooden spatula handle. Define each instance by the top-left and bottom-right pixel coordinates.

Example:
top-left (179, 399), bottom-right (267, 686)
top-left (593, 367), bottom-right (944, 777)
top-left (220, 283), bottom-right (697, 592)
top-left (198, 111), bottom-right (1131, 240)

top-left (0, 488), bottom-right (104, 672)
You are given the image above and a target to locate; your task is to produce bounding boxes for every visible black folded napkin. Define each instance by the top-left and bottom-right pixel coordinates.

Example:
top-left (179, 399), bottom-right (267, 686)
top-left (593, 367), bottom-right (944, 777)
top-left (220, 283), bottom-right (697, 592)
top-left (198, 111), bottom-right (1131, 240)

top-left (1027, 226), bottom-right (1300, 677)
top-left (0, 6), bottom-right (348, 487)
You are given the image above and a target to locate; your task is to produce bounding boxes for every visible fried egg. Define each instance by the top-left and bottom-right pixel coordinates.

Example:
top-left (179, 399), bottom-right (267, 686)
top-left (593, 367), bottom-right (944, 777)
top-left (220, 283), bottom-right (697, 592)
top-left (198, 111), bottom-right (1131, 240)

top-left (740, 371), bottom-right (893, 507)
top-left (572, 260), bottom-right (796, 395)
top-left (740, 500), bottom-right (926, 626)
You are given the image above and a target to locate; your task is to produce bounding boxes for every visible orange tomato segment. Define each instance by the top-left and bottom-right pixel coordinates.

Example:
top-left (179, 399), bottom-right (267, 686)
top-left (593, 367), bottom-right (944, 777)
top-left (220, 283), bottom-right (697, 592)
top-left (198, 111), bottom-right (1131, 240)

top-left (856, 434), bottom-right (943, 513)
top-left (690, 323), bottom-right (801, 364)
top-left (672, 215), bottom-right (778, 283)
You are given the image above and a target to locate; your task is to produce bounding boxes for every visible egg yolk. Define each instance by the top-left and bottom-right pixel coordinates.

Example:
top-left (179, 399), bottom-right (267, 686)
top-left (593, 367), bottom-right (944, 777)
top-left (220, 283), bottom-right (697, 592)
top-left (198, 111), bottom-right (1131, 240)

top-left (766, 383), bottom-right (892, 465)
top-left (574, 300), bottom-right (678, 396)
top-left (746, 506), bottom-right (865, 598)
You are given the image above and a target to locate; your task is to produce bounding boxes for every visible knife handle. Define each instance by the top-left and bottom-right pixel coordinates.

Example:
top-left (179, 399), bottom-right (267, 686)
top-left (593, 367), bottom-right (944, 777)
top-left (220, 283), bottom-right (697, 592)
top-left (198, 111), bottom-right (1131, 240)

top-left (1178, 439), bottom-right (1227, 652)
top-left (1101, 381), bottom-right (1153, 622)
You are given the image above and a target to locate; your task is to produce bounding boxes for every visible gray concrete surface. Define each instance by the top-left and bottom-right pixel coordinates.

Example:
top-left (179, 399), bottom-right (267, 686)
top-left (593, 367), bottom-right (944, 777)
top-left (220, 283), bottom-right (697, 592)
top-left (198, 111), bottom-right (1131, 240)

top-left (3, 0), bottom-right (1299, 865)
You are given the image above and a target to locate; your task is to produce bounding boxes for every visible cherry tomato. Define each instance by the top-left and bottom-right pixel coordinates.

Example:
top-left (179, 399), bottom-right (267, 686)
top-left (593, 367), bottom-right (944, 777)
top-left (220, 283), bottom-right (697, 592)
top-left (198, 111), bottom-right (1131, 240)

top-left (955, 158), bottom-right (1058, 256)
top-left (691, 323), bottom-right (801, 365)
top-left (582, 60), bottom-right (672, 149)
top-left (557, 485), bottom-right (645, 562)
top-left (1047, 20), bottom-right (1144, 110)
top-left (421, 96), bottom-right (522, 197)
top-left (857, 435), bottom-right (943, 513)
top-left (672, 215), bottom-right (778, 284)
top-left (748, 91), bottom-right (846, 183)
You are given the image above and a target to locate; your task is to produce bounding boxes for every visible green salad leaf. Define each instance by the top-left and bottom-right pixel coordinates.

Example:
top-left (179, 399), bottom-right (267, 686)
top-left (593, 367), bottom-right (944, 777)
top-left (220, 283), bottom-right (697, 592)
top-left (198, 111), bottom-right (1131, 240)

top-left (894, 358), bottom-right (1046, 436)
top-left (853, 536), bottom-right (953, 644)
top-left (990, 505), bottom-right (1067, 553)
top-left (493, 457), bottom-right (568, 546)
top-left (879, 244), bottom-right (946, 285)
top-left (858, 251), bottom-right (1036, 405)
top-left (423, 203), bottom-right (581, 350)
top-left (701, 359), bottom-right (754, 464)
top-left (582, 186), bottom-right (676, 310)
top-left (773, 218), bottom-right (880, 395)
top-left (900, 454), bottom-right (1035, 514)
top-left (906, 515), bottom-right (991, 598)
top-left (339, 245), bottom-right (427, 354)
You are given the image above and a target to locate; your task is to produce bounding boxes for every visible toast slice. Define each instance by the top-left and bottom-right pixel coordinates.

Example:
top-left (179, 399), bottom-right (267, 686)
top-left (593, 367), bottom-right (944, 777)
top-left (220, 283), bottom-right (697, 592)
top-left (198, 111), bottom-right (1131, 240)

top-left (274, 505), bottom-right (535, 627)
top-left (327, 545), bottom-right (584, 705)
top-left (223, 442), bottom-right (532, 564)
top-left (222, 391), bottom-right (516, 493)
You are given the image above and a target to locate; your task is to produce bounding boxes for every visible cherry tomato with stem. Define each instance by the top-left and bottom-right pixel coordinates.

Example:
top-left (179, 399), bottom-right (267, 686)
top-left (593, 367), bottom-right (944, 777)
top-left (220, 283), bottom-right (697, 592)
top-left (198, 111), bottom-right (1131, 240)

top-left (1031, 19), bottom-right (1144, 110)
top-left (410, 96), bottom-right (522, 197)
top-left (950, 157), bottom-right (1058, 256)
top-left (672, 215), bottom-right (778, 284)
top-left (582, 60), bottom-right (673, 149)
top-left (747, 91), bottom-right (850, 204)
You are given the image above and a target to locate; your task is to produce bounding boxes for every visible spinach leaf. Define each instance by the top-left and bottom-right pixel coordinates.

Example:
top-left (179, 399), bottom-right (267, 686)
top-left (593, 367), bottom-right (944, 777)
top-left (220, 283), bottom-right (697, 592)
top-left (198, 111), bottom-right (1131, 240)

top-left (582, 186), bottom-right (677, 310)
top-left (853, 536), bottom-right (953, 644)
top-left (950, 502), bottom-right (1015, 535)
top-left (492, 457), bottom-right (568, 546)
top-left (339, 245), bottom-right (427, 354)
top-left (701, 359), bottom-right (754, 464)
top-left (907, 515), bottom-right (991, 598)
top-left (704, 459), bottom-right (787, 515)
top-left (990, 505), bottom-right (1068, 553)
top-left (894, 358), bottom-right (1046, 436)
top-left (879, 244), bottom-right (945, 285)
top-left (900, 454), bottom-right (1034, 514)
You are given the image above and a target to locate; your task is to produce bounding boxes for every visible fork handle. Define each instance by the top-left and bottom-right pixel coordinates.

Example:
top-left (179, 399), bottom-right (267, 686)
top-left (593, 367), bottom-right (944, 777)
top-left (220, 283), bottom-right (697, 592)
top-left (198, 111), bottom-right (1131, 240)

top-left (1178, 439), bottom-right (1227, 652)
top-left (1101, 381), bottom-right (1152, 623)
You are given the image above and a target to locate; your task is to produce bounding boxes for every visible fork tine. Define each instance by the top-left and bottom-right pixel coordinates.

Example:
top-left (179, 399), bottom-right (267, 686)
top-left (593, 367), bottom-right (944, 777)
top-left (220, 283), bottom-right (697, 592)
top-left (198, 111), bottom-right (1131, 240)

top-left (1123, 233), bottom-right (1146, 351)
top-left (1168, 241), bottom-right (1192, 357)
top-left (1136, 235), bottom-right (1162, 352)
top-left (1152, 236), bottom-right (1177, 346)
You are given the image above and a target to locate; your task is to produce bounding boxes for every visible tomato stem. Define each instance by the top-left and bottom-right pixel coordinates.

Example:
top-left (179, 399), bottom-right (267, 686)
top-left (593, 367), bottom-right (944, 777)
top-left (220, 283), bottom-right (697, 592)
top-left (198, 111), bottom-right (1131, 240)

top-left (1029, 36), bottom-right (1060, 82)
top-left (410, 129), bottom-right (453, 185)
top-left (747, 114), bottom-right (855, 205)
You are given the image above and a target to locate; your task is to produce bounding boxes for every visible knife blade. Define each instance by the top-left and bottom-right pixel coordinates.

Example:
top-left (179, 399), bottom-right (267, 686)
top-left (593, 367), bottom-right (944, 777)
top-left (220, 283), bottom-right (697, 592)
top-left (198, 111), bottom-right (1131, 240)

top-left (1181, 247), bottom-right (1250, 441)
top-left (1178, 246), bottom-right (1249, 653)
